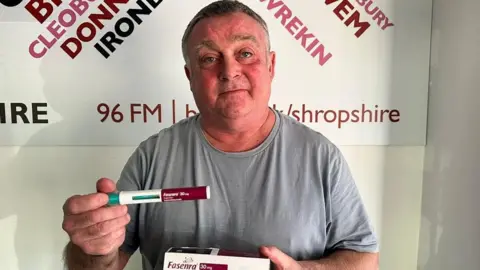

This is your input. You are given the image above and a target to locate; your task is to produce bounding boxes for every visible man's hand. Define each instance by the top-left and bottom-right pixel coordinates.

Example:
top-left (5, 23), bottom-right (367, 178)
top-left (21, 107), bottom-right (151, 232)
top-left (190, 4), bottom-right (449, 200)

top-left (260, 245), bottom-right (379, 270)
top-left (62, 178), bottom-right (130, 256)
top-left (259, 246), bottom-right (303, 270)
top-left (62, 178), bottom-right (133, 270)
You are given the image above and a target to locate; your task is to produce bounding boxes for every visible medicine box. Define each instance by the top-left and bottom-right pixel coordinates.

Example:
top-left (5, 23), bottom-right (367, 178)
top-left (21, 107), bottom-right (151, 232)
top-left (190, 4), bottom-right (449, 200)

top-left (163, 247), bottom-right (271, 270)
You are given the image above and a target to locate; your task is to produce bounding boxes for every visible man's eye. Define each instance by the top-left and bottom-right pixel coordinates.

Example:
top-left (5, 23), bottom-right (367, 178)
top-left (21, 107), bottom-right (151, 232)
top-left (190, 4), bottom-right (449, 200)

top-left (202, 57), bottom-right (216, 63)
top-left (240, 51), bottom-right (253, 58)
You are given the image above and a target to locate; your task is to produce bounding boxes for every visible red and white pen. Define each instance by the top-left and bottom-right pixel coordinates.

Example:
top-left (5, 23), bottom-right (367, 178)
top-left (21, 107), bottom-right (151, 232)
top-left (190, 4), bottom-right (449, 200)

top-left (107, 186), bottom-right (210, 205)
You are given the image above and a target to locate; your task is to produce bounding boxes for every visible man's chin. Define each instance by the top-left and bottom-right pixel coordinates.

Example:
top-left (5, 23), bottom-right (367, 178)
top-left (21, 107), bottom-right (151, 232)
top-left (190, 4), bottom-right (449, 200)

top-left (219, 107), bottom-right (252, 119)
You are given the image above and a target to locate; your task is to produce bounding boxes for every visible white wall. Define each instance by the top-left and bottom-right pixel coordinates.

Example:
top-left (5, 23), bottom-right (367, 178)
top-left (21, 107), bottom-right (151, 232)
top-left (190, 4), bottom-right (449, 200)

top-left (417, 0), bottom-right (480, 269)
top-left (0, 1), bottom-right (445, 269)
top-left (0, 143), bottom-right (425, 269)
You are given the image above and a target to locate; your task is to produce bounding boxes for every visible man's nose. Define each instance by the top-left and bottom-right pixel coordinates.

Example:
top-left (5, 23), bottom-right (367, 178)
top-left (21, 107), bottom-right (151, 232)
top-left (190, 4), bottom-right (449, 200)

top-left (219, 57), bottom-right (241, 81)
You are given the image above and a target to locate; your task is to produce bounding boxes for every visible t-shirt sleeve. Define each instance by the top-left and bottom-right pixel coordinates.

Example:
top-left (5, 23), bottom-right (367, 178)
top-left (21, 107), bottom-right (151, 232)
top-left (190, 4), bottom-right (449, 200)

top-left (115, 144), bottom-right (147, 256)
top-left (324, 146), bottom-right (379, 254)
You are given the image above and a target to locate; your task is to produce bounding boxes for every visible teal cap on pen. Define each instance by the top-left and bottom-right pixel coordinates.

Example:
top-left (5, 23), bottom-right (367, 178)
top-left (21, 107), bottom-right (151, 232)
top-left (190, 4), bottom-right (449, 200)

top-left (108, 193), bottom-right (120, 205)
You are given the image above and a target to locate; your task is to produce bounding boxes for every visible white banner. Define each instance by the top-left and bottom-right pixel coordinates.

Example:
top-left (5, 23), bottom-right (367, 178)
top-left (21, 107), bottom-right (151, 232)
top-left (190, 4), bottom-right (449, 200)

top-left (0, 0), bottom-right (432, 146)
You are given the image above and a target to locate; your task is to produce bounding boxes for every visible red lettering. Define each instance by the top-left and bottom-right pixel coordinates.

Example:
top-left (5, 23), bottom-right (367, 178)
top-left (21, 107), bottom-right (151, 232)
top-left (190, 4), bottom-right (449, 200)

top-left (361, 104), bottom-right (371, 122)
top-left (372, 11), bottom-right (386, 26)
top-left (185, 104), bottom-right (197, 118)
top-left (333, 0), bottom-right (353, 20)
top-left (324, 110), bottom-right (336, 123)
top-left (325, 0), bottom-right (370, 38)
top-left (351, 110), bottom-right (360, 122)
top-left (143, 104), bottom-right (161, 123)
top-left (166, 262), bottom-right (197, 269)
top-left (310, 43), bottom-right (332, 66)
top-left (364, 0), bottom-right (378, 15)
top-left (58, 8), bottom-right (77, 27)
top-left (294, 27), bottom-right (315, 48)
top-left (389, 110), bottom-right (400, 122)
top-left (344, 11), bottom-right (370, 37)
top-left (104, 0), bottom-right (129, 13)
top-left (88, 5), bottom-right (115, 29)
top-left (77, 22), bottom-right (96, 42)
top-left (338, 110), bottom-right (349, 128)
top-left (325, 0), bottom-right (339, 5)
top-left (274, 5), bottom-right (291, 25)
top-left (357, 0), bottom-right (394, 30)
top-left (381, 17), bottom-right (394, 30)
top-left (285, 104), bottom-right (400, 126)
top-left (130, 104), bottom-right (141, 122)
top-left (25, 0), bottom-right (63, 24)
top-left (38, 33), bottom-right (56, 49)
top-left (285, 16), bottom-right (302, 35)
top-left (60, 37), bottom-right (82, 59)
top-left (263, 0), bottom-right (332, 67)
top-left (28, 40), bottom-right (47, 58)
top-left (46, 20), bottom-right (65, 39)
top-left (305, 39), bottom-right (318, 52)
top-left (302, 104), bottom-right (312, 122)
top-left (69, 0), bottom-right (89, 16)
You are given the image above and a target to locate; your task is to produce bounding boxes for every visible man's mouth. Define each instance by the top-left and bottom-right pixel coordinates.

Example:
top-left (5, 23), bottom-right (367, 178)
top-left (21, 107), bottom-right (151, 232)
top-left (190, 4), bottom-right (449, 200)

top-left (220, 89), bottom-right (246, 95)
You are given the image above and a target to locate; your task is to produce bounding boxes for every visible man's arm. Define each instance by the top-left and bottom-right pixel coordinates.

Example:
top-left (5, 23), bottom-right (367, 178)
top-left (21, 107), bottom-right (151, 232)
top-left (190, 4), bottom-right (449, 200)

top-left (298, 249), bottom-right (378, 269)
top-left (263, 246), bottom-right (378, 270)
top-left (311, 145), bottom-right (379, 269)
top-left (63, 241), bottom-right (131, 270)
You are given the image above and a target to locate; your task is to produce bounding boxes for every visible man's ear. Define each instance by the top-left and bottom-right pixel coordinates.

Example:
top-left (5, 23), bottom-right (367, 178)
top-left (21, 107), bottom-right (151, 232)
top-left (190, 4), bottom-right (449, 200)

top-left (184, 64), bottom-right (194, 92)
top-left (184, 64), bottom-right (191, 81)
top-left (268, 51), bottom-right (276, 79)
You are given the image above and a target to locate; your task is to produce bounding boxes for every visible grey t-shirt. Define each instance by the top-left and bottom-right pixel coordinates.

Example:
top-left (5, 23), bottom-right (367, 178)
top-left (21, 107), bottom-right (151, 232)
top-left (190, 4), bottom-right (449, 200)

top-left (116, 109), bottom-right (378, 269)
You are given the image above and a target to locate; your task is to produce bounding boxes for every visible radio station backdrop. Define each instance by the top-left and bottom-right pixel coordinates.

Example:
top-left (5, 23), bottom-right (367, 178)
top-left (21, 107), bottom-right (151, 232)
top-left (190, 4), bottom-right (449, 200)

top-left (0, 0), bottom-right (432, 146)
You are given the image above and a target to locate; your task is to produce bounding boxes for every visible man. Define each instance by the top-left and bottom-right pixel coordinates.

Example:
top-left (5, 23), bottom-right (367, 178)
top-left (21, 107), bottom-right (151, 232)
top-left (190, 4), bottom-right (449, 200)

top-left (61, 1), bottom-right (379, 269)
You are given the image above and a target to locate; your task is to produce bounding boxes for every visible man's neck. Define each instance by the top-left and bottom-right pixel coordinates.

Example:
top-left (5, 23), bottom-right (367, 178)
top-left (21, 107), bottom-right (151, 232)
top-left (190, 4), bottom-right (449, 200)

top-left (200, 108), bottom-right (276, 152)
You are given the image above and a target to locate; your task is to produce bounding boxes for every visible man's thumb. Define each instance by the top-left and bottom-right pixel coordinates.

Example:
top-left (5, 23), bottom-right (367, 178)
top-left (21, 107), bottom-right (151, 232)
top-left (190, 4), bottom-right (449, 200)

top-left (260, 246), bottom-right (296, 269)
top-left (96, 177), bottom-right (117, 193)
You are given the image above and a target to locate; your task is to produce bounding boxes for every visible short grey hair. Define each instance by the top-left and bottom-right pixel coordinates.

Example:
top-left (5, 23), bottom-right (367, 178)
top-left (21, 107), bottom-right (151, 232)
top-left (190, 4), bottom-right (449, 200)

top-left (181, 0), bottom-right (271, 64)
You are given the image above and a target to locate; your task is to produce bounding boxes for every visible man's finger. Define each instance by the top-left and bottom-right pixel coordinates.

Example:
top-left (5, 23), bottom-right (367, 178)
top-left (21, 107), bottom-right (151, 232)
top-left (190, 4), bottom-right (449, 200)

top-left (63, 193), bottom-right (109, 215)
top-left (96, 178), bottom-right (117, 193)
top-left (70, 214), bottom-right (130, 242)
top-left (260, 246), bottom-right (298, 269)
top-left (64, 205), bottom-right (128, 231)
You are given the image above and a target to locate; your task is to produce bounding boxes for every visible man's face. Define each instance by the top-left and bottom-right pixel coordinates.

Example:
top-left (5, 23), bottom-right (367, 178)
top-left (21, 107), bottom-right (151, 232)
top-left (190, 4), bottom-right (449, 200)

top-left (184, 12), bottom-right (275, 120)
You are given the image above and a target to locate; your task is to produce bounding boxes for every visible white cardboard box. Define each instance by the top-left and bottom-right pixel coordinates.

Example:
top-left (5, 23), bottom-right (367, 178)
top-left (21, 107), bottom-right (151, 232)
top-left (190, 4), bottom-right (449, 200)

top-left (163, 247), bottom-right (271, 270)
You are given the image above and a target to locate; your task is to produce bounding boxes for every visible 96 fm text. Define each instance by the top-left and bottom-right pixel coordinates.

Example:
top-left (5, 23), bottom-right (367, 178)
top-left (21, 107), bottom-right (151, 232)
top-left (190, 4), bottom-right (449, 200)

top-left (97, 101), bottom-right (200, 124)
top-left (97, 103), bottom-right (162, 123)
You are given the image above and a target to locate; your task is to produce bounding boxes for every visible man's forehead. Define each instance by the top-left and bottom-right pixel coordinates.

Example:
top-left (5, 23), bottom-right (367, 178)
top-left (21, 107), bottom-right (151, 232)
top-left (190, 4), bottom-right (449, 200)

top-left (196, 33), bottom-right (259, 48)
top-left (188, 13), bottom-right (266, 47)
